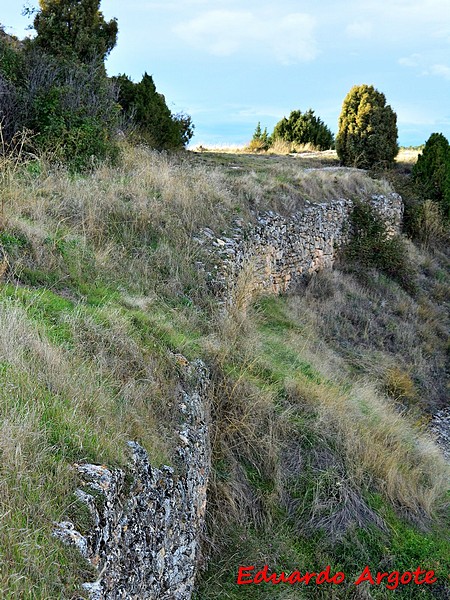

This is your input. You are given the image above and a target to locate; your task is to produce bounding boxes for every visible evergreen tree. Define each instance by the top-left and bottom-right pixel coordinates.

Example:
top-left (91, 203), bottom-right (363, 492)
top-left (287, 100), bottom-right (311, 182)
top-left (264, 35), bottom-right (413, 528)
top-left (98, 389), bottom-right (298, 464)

top-left (272, 110), bottom-right (334, 150)
top-left (115, 73), bottom-right (193, 149)
top-left (336, 84), bottom-right (398, 169)
top-left (413, 133), bottom-right (450, 219)
top-left (249, 121), bottom-right (269, 151)
top-left (33, 0), bottom-right (118, 63)
top-left (253, 122), bottom-right (262, 140)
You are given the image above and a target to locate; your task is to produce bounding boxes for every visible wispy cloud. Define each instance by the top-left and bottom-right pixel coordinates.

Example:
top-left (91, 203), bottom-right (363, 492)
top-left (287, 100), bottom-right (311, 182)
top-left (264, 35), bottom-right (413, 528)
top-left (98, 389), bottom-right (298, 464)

top-left (430, 64), bottom-right (450, 80)
top-left (399, 55), bottom-right (450, 80)
top-left (345, 20), bottom-right (373, 39)
top-left (398, 54), bottom-right (424, 68)
top-left (173, 10), bottom-right (318, 64)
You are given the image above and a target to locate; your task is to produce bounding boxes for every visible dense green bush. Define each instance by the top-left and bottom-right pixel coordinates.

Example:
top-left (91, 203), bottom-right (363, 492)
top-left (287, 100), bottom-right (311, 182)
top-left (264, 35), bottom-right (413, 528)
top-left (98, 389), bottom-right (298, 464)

top-left (342, 200), bottom-right (414, 291)
top-left (114, 73), bottom-right (193, 149)
top-left (336, 85), bottom-right (398, 169)
top-left (0, 30), bottom-right (25, 144)
top-left (412, 133), bottom-right (450, 219)
top-left (0, 28), bottom-right (24, 84)
top-left (1, 3), bottom-right (194, 167)
top-left (271, 109), bottom-right (334, 150)
top-left (0, 46), bottom-right (119, 170)
top-left (1, 4), bottom-right (120, 170)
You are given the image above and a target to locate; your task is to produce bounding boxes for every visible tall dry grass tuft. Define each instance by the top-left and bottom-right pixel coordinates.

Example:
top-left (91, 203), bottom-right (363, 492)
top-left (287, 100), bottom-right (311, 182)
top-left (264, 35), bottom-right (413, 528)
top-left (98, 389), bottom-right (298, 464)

top-left (0, 125), bottom-right (33, 227)
top-left (267, 139), bottom-right (293, 155)
top-left (414, 199), bottom-right (447, 248)
top-left (296, 379), bottom-right (449, 519)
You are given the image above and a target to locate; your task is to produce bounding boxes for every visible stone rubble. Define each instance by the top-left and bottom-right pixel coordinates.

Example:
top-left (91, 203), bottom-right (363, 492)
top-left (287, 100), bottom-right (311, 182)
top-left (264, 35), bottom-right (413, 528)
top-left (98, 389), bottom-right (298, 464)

top-left (53, 358), bottom-right (210, 600)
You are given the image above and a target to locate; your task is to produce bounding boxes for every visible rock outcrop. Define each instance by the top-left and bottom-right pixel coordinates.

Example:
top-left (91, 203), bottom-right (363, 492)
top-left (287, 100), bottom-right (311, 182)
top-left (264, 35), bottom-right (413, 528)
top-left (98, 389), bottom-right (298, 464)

top-left (54, 358), bottom-right (210, 600)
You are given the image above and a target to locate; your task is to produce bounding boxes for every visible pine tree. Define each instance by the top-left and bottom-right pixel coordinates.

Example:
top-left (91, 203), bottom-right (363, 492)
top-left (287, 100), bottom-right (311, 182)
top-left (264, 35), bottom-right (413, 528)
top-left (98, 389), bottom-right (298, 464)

top-left (115, 73), bottom-right (193, 149)
top-left (252, 122), bottom-right (262, 141)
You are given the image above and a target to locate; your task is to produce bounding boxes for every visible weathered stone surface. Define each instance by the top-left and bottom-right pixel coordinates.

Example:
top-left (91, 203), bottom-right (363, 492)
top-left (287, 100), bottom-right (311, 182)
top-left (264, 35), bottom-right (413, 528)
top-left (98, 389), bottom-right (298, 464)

top-left (431, 408), bottom-right (450, 460)
top-left (197, 193), bottom-right (403, 306)
top-left (53, 358), bottom-right (210, 599)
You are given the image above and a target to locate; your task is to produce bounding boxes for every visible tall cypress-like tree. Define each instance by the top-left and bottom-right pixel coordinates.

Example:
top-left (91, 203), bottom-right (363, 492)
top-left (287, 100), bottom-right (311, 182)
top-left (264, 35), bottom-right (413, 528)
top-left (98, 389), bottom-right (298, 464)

top-left (33, 0), bottom-right (118, 63)
top-left (336, 85), bottom-right (398, 169)
top-left (413, 133), bottom-right (450, 219)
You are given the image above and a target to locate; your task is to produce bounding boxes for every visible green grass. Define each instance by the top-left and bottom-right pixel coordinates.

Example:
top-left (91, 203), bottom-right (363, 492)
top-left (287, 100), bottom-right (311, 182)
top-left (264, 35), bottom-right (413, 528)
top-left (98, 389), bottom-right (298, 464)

top-left (201, 293), bottom-right (449, 599)
top-left (0, 145), bottom-right (448, 598)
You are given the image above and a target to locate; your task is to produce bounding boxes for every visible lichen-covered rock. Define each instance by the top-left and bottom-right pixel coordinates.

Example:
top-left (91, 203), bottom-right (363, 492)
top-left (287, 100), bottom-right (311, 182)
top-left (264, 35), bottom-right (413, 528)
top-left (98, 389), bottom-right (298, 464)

top-left (54, 359), bottom-right (210, 599)
top-left (431, 408), bottom-right (450, 460)
top-left (196, 193), bottom-right (403, 306)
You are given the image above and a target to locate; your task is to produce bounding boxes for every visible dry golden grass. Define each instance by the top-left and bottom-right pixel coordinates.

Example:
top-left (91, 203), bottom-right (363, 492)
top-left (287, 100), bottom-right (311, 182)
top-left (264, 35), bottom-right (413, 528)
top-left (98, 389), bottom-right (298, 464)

top-left (210, 156), bottom-right (393, 214)
top-left (384, 366), bottom-right (417, 404)
top-left (301, 379), bottom-right (448, 518)
top-left (0, 141), bottom-right (448, 598)
top-left (396, 148), bottom-right (421, 166)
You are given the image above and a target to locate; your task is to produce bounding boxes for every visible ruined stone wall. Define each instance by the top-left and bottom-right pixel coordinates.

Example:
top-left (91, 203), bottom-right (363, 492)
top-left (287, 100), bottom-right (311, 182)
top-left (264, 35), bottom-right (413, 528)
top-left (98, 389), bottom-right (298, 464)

top-left (54, 358), bottom-right (210, 600)
top-left (197, 193), bottom-right (403, 301)
top-left (52, 194), bottom-right (404, 599)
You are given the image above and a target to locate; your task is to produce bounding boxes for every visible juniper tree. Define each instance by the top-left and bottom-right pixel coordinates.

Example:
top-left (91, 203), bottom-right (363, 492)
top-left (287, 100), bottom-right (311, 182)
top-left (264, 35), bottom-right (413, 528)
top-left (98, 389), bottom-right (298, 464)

top-left (272, 109), bottom-right (334, 150)
top-left (336, 84), bottom-right (398, 169)
top-left (33, 0), bottom-right (118, 63)
top-left (413, 132), bottom-right (450, 219)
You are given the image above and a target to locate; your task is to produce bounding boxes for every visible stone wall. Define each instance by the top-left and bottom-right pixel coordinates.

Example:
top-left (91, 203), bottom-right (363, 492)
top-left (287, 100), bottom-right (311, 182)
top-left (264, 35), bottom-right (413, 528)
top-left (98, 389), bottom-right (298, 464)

top-left (196, 193), bottom-right (403, 302)
top-left (54, 357), bottom-right (210, 600)
top-left (52, 193), bottom-right (404, 599)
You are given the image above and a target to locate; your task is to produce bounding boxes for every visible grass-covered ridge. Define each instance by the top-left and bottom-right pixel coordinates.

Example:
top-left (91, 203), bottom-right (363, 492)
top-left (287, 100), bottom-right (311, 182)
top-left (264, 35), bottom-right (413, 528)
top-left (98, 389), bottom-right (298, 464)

top-left (0, 145), bottom-right (448, 598)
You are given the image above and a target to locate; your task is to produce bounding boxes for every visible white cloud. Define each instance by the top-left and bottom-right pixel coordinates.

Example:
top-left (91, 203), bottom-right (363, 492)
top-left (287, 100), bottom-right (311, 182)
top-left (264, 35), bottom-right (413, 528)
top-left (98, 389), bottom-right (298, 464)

top-left (173, 10), bottom-right (318, 64)
top-left (233, 105), bottom-right (291, 120)
top-left (345, 20), bottom-right (372, 39)
top-left (398, 55), bottom-right (450, 80)
top-left (398, 54), bottom-right (423, 68)
top-left (430, 64), bottom-right (450, 80)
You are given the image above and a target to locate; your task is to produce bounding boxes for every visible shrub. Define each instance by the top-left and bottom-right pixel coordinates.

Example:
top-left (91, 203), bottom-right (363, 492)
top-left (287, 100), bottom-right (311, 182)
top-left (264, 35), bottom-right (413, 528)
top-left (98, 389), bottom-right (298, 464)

top-left (0, 30), bottom-right (26, 144)
top-left (342, 200), bottom-right (415, 291)
top-left (384, 366), bottom-right (417, 405)
top-left (336, 84), bottom-right (398, 169)
top-left (24, 53), bottom-right (119, 170)
top-left (412, 132), bottom-right (450, 219)
top-left (27, 1), bottom-right (120, 168)
top-left (1, 12), bottom-right (119, 170)
top-left (410, 199), bottom-right (447, 248)
top-left (248, 122), bottom-right (269, 152)
top-left (271, 109), bottom-right (334, 150)
top-left (114, 73), bottom-right (193, 149)
top-left (0, 28), bottom-right (24, 85)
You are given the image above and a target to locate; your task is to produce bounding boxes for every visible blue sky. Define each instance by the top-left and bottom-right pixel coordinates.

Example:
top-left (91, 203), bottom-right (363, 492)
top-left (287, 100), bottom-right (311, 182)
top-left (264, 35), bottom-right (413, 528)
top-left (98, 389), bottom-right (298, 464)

top-left (2, 0), bottom-right (450, 147)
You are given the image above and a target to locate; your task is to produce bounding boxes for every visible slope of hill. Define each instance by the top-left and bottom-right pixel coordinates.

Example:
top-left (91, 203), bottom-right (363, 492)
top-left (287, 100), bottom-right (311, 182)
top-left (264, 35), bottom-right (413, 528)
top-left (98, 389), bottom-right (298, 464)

top-left (0, 145), bottom-right (448, 598)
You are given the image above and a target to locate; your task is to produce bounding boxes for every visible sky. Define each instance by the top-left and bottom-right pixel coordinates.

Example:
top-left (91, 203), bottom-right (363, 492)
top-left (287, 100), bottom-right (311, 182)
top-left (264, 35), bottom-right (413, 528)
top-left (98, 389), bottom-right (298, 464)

top-left (2, 0), bottom-right (450, 147)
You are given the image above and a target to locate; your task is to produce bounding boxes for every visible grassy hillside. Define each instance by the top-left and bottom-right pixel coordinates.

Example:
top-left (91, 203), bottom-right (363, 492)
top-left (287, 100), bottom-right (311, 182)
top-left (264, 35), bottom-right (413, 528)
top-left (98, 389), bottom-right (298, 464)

top-left (0, 145), bottom-right (448, 598)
